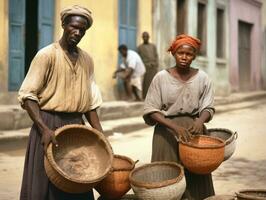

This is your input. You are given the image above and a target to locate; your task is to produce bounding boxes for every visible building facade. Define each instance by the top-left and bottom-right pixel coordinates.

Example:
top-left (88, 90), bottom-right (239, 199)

top-left (0, 0), bottom-right (153, 103)
top-left (153, 0), bottom-right (231, 95)
top-left (229, 0), bottom-right (263, 91)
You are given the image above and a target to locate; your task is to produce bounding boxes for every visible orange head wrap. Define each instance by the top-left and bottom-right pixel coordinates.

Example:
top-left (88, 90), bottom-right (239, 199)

top-left (167, 34), bottom-right (201, 55)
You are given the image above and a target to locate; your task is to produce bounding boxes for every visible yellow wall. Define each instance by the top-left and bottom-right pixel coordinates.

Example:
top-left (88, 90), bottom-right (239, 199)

top-left (0, 1), bottom-right (8, 91)
top-left (54, 0), bottom-right (119, 100)
top-left (137, 0), bottom-right (153, 45)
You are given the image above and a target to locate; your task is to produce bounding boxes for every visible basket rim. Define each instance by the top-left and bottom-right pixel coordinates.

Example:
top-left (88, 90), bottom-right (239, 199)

top-left (129, 161), bottom-right (184, 189)
top-left (207, 128), bottom-right (236, 145)
top-left (180, 135), bottom-right (225, 149)
top-left (46, 124), bottom-right (114, 184)
top-left (236, 189), bottom-right (266, 200)
top-left (112, 154), bottom-right (136, 171)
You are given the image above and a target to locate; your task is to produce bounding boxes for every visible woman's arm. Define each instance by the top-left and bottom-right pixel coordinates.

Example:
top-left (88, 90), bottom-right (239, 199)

top-left (189, 110), bottom-right (211, 134)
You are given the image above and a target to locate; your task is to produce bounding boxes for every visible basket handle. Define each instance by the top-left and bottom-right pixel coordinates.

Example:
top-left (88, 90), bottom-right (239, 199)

top-left (234, 131), bottom-right (238, 140)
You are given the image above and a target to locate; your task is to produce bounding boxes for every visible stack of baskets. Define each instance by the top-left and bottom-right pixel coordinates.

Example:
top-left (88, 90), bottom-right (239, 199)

top-left (129, 161), bottom-right (186, 200)
top-left (95, 154), bottom-right (136, 200)
top-left (179, 135), bottom-right (225, 174)
top-left (44, 124), bottom-right (114, 193)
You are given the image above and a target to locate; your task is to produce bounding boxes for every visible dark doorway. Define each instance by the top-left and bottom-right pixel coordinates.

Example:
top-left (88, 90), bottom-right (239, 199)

top-left (25, 0), bottom-right (38, 74)
top-left (177, 0), bottom-right (187, 35)
top-left (238, 21), bottom-right (252, 91)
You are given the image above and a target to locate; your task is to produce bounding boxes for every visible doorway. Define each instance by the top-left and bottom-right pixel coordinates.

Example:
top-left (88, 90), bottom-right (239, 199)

top-left (238, 21), bottom-right (252, 91)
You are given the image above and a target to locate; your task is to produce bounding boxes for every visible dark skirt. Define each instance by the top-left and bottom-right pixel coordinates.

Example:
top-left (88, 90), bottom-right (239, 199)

top-left (151, 116), bottom-right (215, 200)
top-left (19, 110), bottom-right (95, 200)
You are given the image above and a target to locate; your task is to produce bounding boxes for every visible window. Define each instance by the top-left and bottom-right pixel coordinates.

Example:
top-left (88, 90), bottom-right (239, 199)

top-left (177, 0), bottom-right (187, 35)
top-left (197, 2), bottom-right (207, 56)
top-left (216, 8), bottom-right (225, 58)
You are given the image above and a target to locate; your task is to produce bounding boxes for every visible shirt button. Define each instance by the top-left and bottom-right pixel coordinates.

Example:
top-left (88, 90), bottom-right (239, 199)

top-left (180, 108), bottom-right (183, 111)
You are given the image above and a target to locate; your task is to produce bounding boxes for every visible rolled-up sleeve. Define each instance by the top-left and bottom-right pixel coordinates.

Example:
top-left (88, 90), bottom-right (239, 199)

top-left (88, 81), bottom-right (103, 111)
top-left (143, 75), bottom-right (163, 125)
top-left (199, 78), bottom-right (215, 120)
top-left (18, 52), bottom-right (50, 106)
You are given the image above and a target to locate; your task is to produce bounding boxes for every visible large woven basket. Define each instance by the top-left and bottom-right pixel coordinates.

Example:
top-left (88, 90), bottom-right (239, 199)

top-left (44, 124), bottom-right (113, 193)
top-left (236, 189), bottom-right (266, 200)
top-left (129, 161), bottom-right (186, 200)
top-left (208, 128), bottom-right (237, 161)
top-left (179, 135), bottom-right (225, 174)
top-left (95, 154), bottom-right (136, 200)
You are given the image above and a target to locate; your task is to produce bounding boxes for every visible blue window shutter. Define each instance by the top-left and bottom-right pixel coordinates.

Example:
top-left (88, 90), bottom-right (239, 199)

top-left (8, 0), bottom-right (26, 91)
top-left (119, 0), bottom-right (138, 50)
top-left (38, 0), bottom-right (54, 49)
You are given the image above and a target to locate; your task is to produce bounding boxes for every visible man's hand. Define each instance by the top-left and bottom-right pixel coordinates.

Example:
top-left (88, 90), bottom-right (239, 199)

top-left (41, 128), bottom-right (58, 154)
top-left (188, 118), bottom-right (204, 135)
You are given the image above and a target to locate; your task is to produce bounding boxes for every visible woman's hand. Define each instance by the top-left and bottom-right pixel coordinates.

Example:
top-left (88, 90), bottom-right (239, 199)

top-left (41, 128), bottom-right (58, 154)
top-left (171, 125), bottom-right (192, 142)
top-left (188, 118), bottom-right (204, 135)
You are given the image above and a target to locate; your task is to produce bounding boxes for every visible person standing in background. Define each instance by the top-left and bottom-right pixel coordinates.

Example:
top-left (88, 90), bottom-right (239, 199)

top-left (138, 32), bottom-right (159, 99)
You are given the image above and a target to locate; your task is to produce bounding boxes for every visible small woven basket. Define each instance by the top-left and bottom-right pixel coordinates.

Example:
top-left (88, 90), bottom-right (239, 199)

top-left (44, 124), bottom-right (113, 193)
top-left (179, 135), bottom-right (225, 174)
top-left (129, 161), bottom-right (186, 200)
top-left (236, 189), bottom-right (266, 200)
top-left (95, 154), bottom-right (136, 200)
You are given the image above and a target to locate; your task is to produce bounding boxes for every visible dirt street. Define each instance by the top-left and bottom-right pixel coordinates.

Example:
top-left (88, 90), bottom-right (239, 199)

top-left (0, 100), bottom-right (266, 199)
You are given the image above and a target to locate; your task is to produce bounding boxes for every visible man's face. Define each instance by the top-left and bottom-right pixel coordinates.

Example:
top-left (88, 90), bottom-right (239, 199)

top-left (142, 32), bottom-right (149, 44)
top-left (119, 49), bottom-right (127, 58)
top-left (63, 16), bottom-right (88, 47)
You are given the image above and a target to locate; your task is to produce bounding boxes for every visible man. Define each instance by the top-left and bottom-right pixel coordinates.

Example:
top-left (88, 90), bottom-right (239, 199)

top-left (114, 44), bottom-right (146, 101)
top-left (137, 32), bottom-right (159, 99)
top-left (18, 5), bottom-right (102, 200)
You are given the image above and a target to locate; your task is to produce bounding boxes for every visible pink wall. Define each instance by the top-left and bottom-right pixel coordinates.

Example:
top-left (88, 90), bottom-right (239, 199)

top-left (229, 0), bottom-right (262, 90)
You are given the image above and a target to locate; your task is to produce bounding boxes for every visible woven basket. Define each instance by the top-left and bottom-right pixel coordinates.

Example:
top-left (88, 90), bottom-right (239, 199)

top-left (204, 194), bottom-right (236, 200)
top-left (179, 135), bottom-right (225, 174)
top-left (129, 161), bottom-right (186, 200)
top-left (208, 128), bottom-right (237, 161)
top-left (95, 154), bottom-right (136, 200)
top-left (44, 124), bottom-right (113, 193)
top-left (236, 189), bottom-right (266, 200)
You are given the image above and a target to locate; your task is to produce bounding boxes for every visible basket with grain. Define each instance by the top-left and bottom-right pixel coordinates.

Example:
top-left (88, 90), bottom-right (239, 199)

top-left (44, 124), bottom-right (113, 193)
top-left (179, 135), bottom-right (225, 174)
top-left (129, 161), bottom-right (186, 200)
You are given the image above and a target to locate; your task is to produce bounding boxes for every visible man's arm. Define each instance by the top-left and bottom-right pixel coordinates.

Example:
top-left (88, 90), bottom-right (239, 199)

top-left (84, 108), bottom-right (103, 133)
top-left (23, 99), bottom-right (57, 151)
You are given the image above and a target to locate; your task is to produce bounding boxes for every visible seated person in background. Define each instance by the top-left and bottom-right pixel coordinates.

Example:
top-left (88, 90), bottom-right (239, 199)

top-left (113, 44), bottom-right (146, 101)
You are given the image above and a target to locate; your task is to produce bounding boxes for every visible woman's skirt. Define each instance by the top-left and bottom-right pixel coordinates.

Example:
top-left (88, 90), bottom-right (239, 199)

top-left (151, 116), bottom-right (215, 200)
top-left (19, 110), bottom-right (95, 200)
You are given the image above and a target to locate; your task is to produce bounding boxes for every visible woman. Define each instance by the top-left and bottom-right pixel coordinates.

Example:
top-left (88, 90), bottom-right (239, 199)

top-left (143, 34), bottom-right (215, 200)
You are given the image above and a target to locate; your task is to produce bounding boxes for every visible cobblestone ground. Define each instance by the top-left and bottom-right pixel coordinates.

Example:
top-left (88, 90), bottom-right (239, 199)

top-left (0, 100), bottom-right (266, 199)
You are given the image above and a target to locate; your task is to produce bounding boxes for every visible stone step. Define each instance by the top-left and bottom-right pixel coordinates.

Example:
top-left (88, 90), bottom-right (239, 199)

top-left (0, 116), bottom-right (148, 144)
top-left (0, 91), bottom-right (266, 131)
top-left (0, 101), bottom-right (144, 130)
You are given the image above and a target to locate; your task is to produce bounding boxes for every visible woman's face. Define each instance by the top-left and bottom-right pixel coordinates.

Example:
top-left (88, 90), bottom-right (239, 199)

top-left (174, 44), bottom-right (196, 69)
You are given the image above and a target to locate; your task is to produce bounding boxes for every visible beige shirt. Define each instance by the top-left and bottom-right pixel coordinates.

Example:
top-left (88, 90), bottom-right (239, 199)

top-left (143, 69), bottom-right (215, 125)
top-left (18, 42), bottom-right (102, 113)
